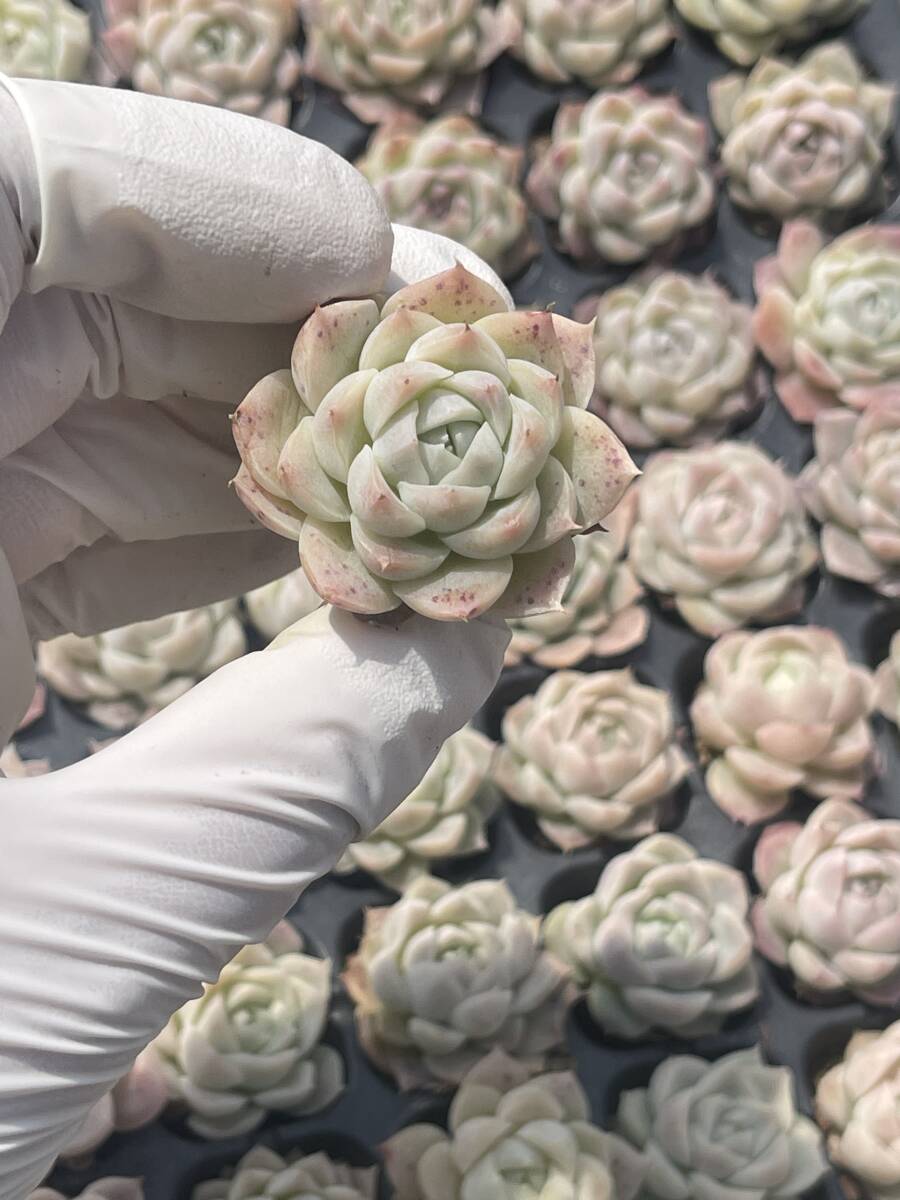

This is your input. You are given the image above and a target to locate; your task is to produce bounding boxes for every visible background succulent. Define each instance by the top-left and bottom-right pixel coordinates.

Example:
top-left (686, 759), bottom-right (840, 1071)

top-left (37, 601), bottom-right (246, 729)
top-left (877, 630), bottom-right (900, 727)
top-left (545, 834), bottom-right (758, 1039)
top-left (232, 264), bottom-right (637, 621)
top-left (616, 1047), bottom-right (828, 1198)
top-left (343, 876), bottom-right (572, 1089)
top-left (358, 114), bottom-right (537, 281)
top-left (581, 269), bottom-right (760, 448)
top-left (753, 799), bottom-right (900, 1005)
top-left (629, 441), bottom-right (818, 637)
top-left (0, 742), bottom-right (49, 778)
top-left (815, 1020), bottom-right (900, 1200)
top-left (193, 1146), bottom-right (377, 1200)
top-left (527, 88), bottom-right (716, 265)
top-left (800, 396), bottom-right (900, 598)
top-left (507, 0), bottom-right (675, 89)
top-left (334, 725), bottom-right (498, 889)
top-left (0, 0), bottom-right (89, 79)
top-left (505, 489), bottom-right (648, 668)
top-left (102, 0), bottom-right (302, 124)
top-left (60, 1051), bottom-right (167, 1165)
top-left (754, 219), bottom-right (900, 422)
top-left (673, 0), bottom-right (872, 65)
top-left (243, 565), bottom-right (322, 641)
top-left (383, 1049), bottom-right (645, 1200)
top-left (153, 921), bottom-right (343, 1138)
top-left (32, 1184), bottom-right (143, 1200)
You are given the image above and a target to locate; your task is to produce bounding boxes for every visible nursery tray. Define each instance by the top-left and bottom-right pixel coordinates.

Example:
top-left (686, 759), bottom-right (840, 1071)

top-left (29, 4), bottom-right (900, 1197)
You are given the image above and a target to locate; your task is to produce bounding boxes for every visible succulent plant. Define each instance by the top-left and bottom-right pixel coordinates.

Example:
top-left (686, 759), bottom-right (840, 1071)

top-left (32, 1185), bottom-right (144, 1200)
top-left (299, 0), bottom-right (517, 123)
top-left (383, 1049), bottom-right (645, 1200)
top-left (752, 799), bottom-right (900, 1006)
top-left (358, 114), bottom-right (537, 281)
top-left (629, 442), bottom-right (818, 637)
top-left (232, 264), bottom-right (637, 621)
top-left (102, 0), bottom-right (303, 124)
top-left (527, 88), bottom-right (716, 265)
top-left (60, 1051), bottom-right (168, 1165)
top-left (37, 601), bottom-right (246, 729)
top-left (16, 683), bottom-right (46, 732)
top-left (692, 626), bottom-right (876, 824)
top-left (616, 1047), bottom-right (829, 1199)
top-left (496, 669), bottom-right (689, 849)
top-left (876, 631), bottom-right (900, 727)
top-left (544, 834), bottom-right (758, 1039)
top-left (580, 270), bottom-right (760, 448)
top-left (193, 1146), bottom-right (377, 1200)
top-left (343, 876), bottom-right (572, 1089)
top-left (754, 220), bottom-right (900, 422)
top-left (244, 565), bottom-right (322, 641)
top-left (0, 742), bottom-right (49, 778)
top-left (335, 725), bottom-right (498, 889)
top-left (153, 921), bottom-right (343, 1138)
top-left (674, 0), bottom-right (872, 65)
top-left (799, 396), bottom-right (900, 598)
top-left (505, 489), bottom-right (648, 668)
top-left (0, 0), bottom-right (90, 80)
top-left (815, 1019), bottom-right (900, 1200)
top-left (710, 43), bottom-right (895, 225)
top-left (507, 0), bottom-right (675, 89)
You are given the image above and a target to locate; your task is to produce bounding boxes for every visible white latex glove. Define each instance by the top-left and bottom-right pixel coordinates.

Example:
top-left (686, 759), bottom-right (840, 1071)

top-left (0, 78), bottom-right (510, 1198)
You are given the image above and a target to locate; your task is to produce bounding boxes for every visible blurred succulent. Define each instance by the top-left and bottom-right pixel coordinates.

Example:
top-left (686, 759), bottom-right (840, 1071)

top-left (581, 269), bottom-right (760, 448)
top-left (244, 565), bottom-right (322, 641)
top-left (545, 834), bottom-right (758, 1039)
top-left (32, 1185), bottom-right (144, 1200)
top-left (383, 1049), bottom-right (645, 1200)
top-left (0, 0), bottom-right (90, 80)
top-left (102, 0), bottom-right (302, 124)
top-left (629, 442), bottom-right (818, 637)
top-left (799, 396), bottom-right (900, 598)
top-left (527, 88), bottom-right (716, 265)
top-left (232, 264), bottom-right (637, 621)
top-left (60, 1051), bottom-right (168, 1166)
top-left (505, 489), bottom-right (648, 668)
top-left (692, 626), bottom-right (876, 824)
top-left (507, 0), bottom-right (675, 88)
top-left (710, 43), bottom-right (895, 225)
top-left (299, 0), bottom-right (517, 123)
top-left (153, 921), bottom-right (343, 1138)
top-left (876, 631), bottom-right (900, 727)
top-left (616, 1047), bottom-right (828, 1199)
top-left (37, 601), bottom-right (246, 729)
top-left (496, 669), bottom-right (689, 849)
top-left (343, 876), bottom-right (572, 1089)
top-left (673, 0), bottom-right (871, 65)
top-left (335, 725), bottom-right (498, 889)
top-left (753, 799), bottom-right (900, 1005)
top-left (193, 1146), bottom-right (377, 1200)
top-left (754, 220), bottom-right (900, 422)
top-left (16, 683), bottom-right (46, 732)
top-left (358, 114), bottom-right (537, 281)
top-left (0, 743), bottom-right (49, 778)
top-left (815, 1019), bottom-right (900, 1200)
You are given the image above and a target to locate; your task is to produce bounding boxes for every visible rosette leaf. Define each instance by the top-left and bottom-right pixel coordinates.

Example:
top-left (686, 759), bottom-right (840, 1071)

top-left (876, 631), bottom-right (900, 727)
top-left (60, 1051), bottom-right (168, 1165)
top-left (674, 0), bottom-right (871, 65)
top-left (192, 1146), bottom-right (377, 1200)
top-left (0, 0), bottom-right (89, 79)
top-left (244, 565), bottom-right (322, 641)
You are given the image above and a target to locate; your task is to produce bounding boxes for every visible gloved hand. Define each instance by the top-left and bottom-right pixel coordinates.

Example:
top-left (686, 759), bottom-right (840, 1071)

top-left (0, 77), bottom-right (510, 1198)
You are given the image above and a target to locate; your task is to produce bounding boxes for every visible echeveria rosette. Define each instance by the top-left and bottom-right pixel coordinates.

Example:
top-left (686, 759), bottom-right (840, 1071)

top-left (299, 0), bottom-right (517, 124)
top-left (153, 921), bottom-right (344, 1138)
top-left (60, 1052), bottom-right (168, 1166)
top-left (674, 0), bottom-right (871, 65)
top-left (383, 1049), bottom-right (645, 1200)
top-left (102, 0), bottom-right (302, 125)
top-left (0, 0), bottom-right (89, 79)
top-left (815, 1020), bottom-right (900, 1199)
top-left (496, 669), bottom-right (689, 849)
top-left (358, 114), bottom-right (538, 281)
top-left (544, 834), bottom-right (758, 1040)
top-left (754, 220), bottom-right (900, 423)
top-left (232, 264), bottom-right (637, 621)
top-left (193, 1146), bottom-right (377, 1200)
top-left (507, 0), bottom-right (675, 89)
top-left (37, 601), bottom-right (246, 730)
top-left (505, 488), bottom-right (648, 668)
top-left (876, 631), bottom-right (900, 728)
top-left (581, 270), bottom-right (760, 448)
top-left (343, 876), bottom-right (573, 1090)
top-left (800, 397), bottom-right (900, 598)
top-left (752, 799), bottom-right (900, 1006)
top-left (692, 626), bottom-right (876, 825)
top-left (616, 1048), bottom-right (829, 1200)
top-left (629, 442), bottom-right (818, 637)
top-left (527, 88), bottom-right (717, 266)
top-left (244, 565), bottom-right (322, 641)
top-left (32, 1183), bottom-right (144, 1200)
top-left (335, 725), bottom-right (499, 890)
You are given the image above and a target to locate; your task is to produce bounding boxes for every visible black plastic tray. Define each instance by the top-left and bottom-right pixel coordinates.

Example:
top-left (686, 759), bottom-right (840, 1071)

top-left (29, 3), bottom-right (900, 1197)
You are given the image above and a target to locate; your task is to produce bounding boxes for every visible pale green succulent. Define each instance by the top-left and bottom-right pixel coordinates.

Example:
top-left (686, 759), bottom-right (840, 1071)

top-left (877, 631), bottom-right (900, 727)
top-left (674, 0), bottom-right (871, 65)
top-left (0, 0), bottom-right (90, 80)
top-left (244, 565), bottom-right (322, 641)
top-left (193, 1146), bottom-right (377, 1200)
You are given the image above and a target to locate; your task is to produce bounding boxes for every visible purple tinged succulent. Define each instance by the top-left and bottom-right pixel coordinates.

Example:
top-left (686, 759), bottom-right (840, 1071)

top-left (674, 0), bottom-right (872, 65)
top-left (876, 631), bottom-right (900, 728)
top-left (192, 1146), bottom-right (378, 1200)
top-left (59, 1051), bottom-right (168, 1165)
